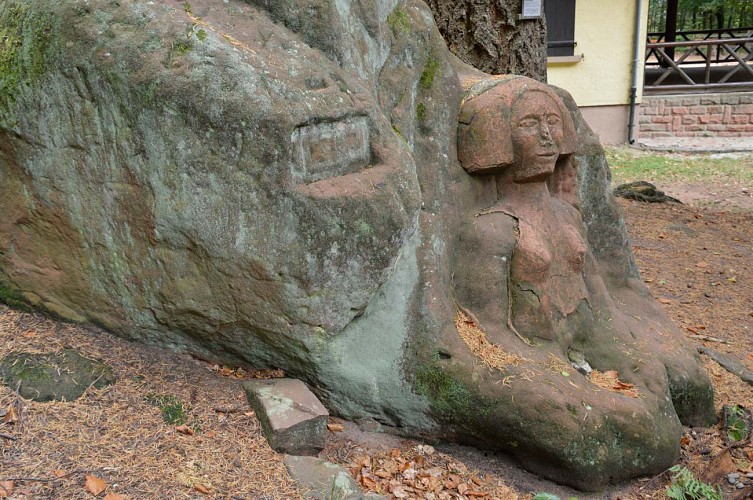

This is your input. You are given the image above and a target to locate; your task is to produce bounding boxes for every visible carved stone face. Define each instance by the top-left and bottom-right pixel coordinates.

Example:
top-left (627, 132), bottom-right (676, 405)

top-left (510, 91), bottom-right (564, 183)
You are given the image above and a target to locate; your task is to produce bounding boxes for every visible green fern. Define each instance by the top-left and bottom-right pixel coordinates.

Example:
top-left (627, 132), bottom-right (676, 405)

top-left (665, 465), bottom-right (722, 500)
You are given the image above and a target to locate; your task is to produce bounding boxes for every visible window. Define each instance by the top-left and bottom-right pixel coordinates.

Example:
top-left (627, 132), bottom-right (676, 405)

top-left (544, 0), bottom-right (576, 57)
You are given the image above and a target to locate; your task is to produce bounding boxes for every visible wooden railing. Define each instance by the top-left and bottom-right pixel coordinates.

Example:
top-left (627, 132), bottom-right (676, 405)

top-left (647, 27), bottom-right (753, 66)
top-left (644, 30), bottom-right (753, 92)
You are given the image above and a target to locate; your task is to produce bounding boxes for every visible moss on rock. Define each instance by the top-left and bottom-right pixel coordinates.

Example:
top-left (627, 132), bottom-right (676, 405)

top-left (0, 281), bottom-right (30, 311)
top-left (414, 358), bottom-right (497, 424)
top-left (419, 57), bottom-right (440, 90)
top-left (387, 8), bottom-right (411, 35)
top-left (0, 1), bottom-right (57, 126)
top-left (0, 349), bottom-right (115, 402)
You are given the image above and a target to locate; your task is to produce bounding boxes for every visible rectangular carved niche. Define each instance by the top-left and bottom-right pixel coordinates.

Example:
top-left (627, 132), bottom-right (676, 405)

top-left (290, 116), bottom-right (371, 183)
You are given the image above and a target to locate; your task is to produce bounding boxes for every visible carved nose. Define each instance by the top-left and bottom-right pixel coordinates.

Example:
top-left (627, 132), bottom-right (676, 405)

top-left (540, 122), bottom-right (552, 142)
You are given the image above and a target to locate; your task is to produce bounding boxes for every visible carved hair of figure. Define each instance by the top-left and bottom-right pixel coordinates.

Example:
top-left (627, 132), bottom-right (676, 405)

top-left (457, 77), bottom-right (577, 177)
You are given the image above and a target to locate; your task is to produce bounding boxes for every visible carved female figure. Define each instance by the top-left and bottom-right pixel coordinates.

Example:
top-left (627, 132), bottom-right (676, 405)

top-left (445, 76), bottom-right (714, 488)
top-left (455, 77), bottom-right (597, 345)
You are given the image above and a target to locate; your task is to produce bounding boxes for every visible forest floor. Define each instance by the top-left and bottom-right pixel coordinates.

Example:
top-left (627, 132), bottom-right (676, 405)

top-left (0, 148), bottom-right (752, 499)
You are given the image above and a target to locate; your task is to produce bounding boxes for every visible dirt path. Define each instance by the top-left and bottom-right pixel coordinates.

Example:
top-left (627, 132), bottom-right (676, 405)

top-left (1, 180), bottom-right (752, 499)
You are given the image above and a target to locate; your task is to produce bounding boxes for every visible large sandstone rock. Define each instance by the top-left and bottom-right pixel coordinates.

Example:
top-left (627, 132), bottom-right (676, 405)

top-left (0, 0), bottom-right (713, 490)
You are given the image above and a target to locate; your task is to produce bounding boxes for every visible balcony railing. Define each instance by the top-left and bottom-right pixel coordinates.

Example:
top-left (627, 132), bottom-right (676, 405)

top-left (644, 28), bottom-right (753, 93)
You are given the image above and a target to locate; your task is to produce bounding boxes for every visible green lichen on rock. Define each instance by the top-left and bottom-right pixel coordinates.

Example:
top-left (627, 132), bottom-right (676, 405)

top-left (419, 57), bottom-right (440, 90)
top-left (414, 359), bottom-right (497, 423)
top-left (0, 1), bottom-right (56, 126)
top-left (669, 373), bottom-right (717, 427)
top-left (165, 38), bottom-right (193, 67)
top-left (416, 102), bottom-right (427, 121)
top-left (0, 281), bottom-right (29, 311)
top-left (391, 124), bottom-right (408, 145)
top-left (387, 8), bottom-right (411, 35)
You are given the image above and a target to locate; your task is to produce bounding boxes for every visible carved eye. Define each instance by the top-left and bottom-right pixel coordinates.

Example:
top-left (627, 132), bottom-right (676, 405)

top-left (518, 118), bottom-right (537, 128)
top-left (546, 115), bottom-right (561, 126)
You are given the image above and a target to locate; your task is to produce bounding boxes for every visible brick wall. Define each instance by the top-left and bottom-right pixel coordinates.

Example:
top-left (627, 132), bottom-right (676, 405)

top-left (638, 92), bottom-right (753, 138)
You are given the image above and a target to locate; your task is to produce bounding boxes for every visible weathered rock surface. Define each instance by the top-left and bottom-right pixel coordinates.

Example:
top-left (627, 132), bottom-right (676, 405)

top-left (0, 0), bottom-right (714, 490)
top-left (0, 349), bottom-right (115, 402)
top-left (244, 378), bottom-right (328, 455)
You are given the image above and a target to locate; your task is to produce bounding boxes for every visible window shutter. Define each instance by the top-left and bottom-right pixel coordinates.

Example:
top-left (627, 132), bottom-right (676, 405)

top-left (545, 0), bottom-right (577, 56)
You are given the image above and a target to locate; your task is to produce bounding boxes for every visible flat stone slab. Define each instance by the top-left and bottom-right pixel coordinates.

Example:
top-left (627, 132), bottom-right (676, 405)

top-left (0, 349), bottom-right (115, 402)
top-left (243, 378), bottom-right (328, 456)
top-left (284, 455), bottom-right (386, 500)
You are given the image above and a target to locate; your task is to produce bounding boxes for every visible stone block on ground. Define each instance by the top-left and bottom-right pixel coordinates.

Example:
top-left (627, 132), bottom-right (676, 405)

top-left (283, 455), bottom-right (382, 500)
top-left (244, 378), bottom-right (328, 456)
top-left (0, 349), bottom-right (115, 402)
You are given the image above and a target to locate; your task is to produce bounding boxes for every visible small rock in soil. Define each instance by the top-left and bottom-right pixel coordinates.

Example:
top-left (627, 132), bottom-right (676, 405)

top-left (356, 417), bottom-right (382, 433)
top-left (728, 473), bottom-right (740, 484)
top-left (613, 181), bottom-right (682, 203)
top-left (243, 378), bottom-right (328, 456)
top-left (283, 455), bottom-right (366, 500)
top-left (0, 349), bottom-right (115, 402)
top-left (667, 223), bottom-right (696, 236)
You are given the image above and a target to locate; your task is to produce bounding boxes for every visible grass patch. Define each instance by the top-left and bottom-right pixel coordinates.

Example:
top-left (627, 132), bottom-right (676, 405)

top-left (146, 393), bottom-right (189, 425)
top-left (605, 146), bottom-right (753, 185)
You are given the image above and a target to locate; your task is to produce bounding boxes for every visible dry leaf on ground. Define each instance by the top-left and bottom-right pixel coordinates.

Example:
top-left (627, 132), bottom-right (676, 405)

top-left (0, 481), bottom-right (14, 498)
top-left (84, 475), bottom-right (107, 496)
top-left (194, 483), bottom-right (211, 494)
top-left (2, 407), bottom-right (18, 424)
top-left (103, 494), bottom-right (127, 500)
top-left (327, 423), bottom-right (344, 432)
top-left (175, 424), bottom-right (194, 436)
top-left (700, 448), bottom-right (736, 483)
top-left (590, 370), bottom-right (639, 398)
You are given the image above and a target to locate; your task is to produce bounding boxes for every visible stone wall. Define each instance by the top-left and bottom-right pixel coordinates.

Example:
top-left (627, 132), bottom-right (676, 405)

top-left (638, 92), bottom-right (753, 138)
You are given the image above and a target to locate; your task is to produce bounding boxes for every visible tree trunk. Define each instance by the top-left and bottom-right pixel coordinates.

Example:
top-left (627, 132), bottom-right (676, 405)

top-left (425, 0), bottom-right (548, 82)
